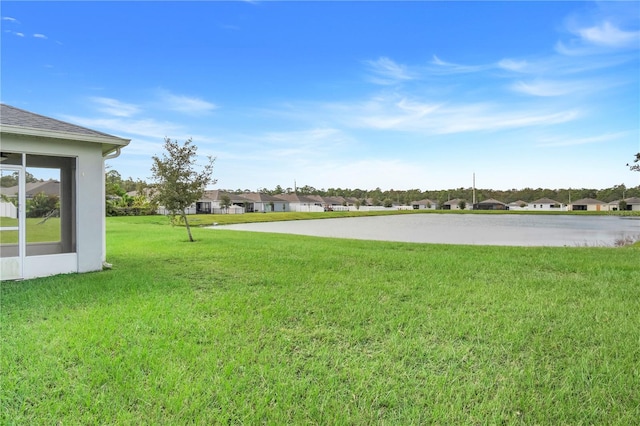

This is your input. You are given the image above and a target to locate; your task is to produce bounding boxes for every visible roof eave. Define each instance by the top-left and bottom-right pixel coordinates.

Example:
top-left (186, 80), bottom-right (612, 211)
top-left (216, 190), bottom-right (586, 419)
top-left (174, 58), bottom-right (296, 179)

top-left (0, 124), bottom-right (131, 156)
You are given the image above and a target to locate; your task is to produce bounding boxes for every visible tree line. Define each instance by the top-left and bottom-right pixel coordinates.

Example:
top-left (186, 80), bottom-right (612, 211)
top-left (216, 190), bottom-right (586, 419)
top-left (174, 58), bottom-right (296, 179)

top-left (103, 145), bottom-right (640, 217)
top-left (106, 170), bottom-right (639, 208)
top-left (240, 184), bottom-right (640, 206)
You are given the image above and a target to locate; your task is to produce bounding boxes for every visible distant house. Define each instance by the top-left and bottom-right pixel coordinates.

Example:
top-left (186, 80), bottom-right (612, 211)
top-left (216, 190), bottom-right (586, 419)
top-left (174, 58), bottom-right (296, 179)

top-left (241, 192), bottom-right (288, 213)
top-left (1, 179), bottom-right (61, 199)
top-left (274, 193), bottom-right (324, 212)
top-left (306, 195), bottom-right (327, 207)
top-left (608, 200), bottom-right (623, 211)
top-left (343, 197), bottom-right (360, 207)
top-left (622, 197), bottom-right (640, 211)
top-left (1, 103), bottom-right (129, 281)
top-left (528, 197), bottom-right (564, 211)
top-left (508, 200), bottom-right (528, 211)
top-left (569, 198), bottom-right (608, 212)
top-left (411, 199), bottom-right (438, 210)
top-left (195, 190), bottom-right (250, 214)
top-left (443, 198), bottom-right (467, 210)
top-left (321, 196), bottom-right (349, 211)
top-left (473, 198), bottom-right (507, 211)
top-left (610, 197), bottom-right (640, 212)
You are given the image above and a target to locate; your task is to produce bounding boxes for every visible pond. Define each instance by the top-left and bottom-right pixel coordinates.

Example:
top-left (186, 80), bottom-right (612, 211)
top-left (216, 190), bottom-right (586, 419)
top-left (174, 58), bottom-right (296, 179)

top-left (211, 214), bottom-right (640, 247)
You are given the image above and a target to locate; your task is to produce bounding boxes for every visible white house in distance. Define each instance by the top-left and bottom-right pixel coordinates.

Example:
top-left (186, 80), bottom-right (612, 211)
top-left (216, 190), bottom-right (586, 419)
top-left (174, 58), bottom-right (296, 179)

top-left (411, 198), bottom-right (438, 210)
top-left (442, 198), bottom-right (467, 210)
top-left (0, 104), bottom-right (130, 281)
top-left (608, 197), bottom-right (640, 211)
top-left (507, 200), bottom-right (529, 211)
top-left (528, 197), bottom-right (565, 211)
top-left (568, 198), bottom-right (609, 212)
top-left (622, 197), bottom-right (640, 211)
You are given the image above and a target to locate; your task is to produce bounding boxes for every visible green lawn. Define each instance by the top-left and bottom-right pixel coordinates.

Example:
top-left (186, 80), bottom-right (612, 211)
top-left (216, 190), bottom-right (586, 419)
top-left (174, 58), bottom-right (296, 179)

top-left (1, 215), bottom-right (639, 424)
top-left (0, 218), bottom-right (61, 244)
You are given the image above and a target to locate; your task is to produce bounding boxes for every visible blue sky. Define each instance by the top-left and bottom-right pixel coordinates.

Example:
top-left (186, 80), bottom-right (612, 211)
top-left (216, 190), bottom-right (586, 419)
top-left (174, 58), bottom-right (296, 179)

top-left (2, 1), bottom-right (639, 191)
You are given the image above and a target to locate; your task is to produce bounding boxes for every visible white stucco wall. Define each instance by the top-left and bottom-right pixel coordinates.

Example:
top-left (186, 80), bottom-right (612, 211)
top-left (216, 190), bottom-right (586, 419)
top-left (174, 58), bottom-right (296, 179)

top-left (527, 203), bottom-right (566, 211)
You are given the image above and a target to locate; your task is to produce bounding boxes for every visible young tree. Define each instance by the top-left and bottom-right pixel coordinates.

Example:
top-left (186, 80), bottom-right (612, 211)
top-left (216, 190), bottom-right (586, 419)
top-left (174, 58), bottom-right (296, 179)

top-left (151, 137), bottom-right (216, 242)
top-left (220, 194), bottom-right (231, 213)
top-left (628, 153), bottom-right (640, 172)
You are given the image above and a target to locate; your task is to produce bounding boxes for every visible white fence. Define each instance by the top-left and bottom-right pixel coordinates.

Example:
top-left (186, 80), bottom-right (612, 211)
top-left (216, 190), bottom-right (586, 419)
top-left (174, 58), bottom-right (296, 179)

top-left (157, 205), bottom-right (246, 215)
top-left (289, 204), bottom-right (326, 213)
top-left (0, 201), bottom-right (18, 218)
top-left (212, 206), bottom-right (245, 214)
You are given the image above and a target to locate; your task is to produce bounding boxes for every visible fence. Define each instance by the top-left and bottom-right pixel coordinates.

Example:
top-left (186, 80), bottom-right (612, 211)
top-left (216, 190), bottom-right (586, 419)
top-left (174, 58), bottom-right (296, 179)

top-left (0, 201), bottom-right (18, 218)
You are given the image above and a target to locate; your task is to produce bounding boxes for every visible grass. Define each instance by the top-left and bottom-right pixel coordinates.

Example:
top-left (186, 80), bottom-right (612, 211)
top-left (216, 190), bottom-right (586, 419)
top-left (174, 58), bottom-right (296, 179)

top-left (2, 214), bottom-right (640, 424)
top-left (187, 209), bottom-right (431, 226)
top-left (0, 218), bottom-right (61, 244)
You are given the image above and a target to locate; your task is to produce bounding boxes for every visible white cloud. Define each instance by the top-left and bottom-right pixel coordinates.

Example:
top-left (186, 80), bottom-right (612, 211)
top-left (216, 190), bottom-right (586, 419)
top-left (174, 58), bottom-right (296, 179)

top-left (510, 80), bottom-right (575, 97)
top-left (60, 115), bottom-right (184, 140)
top-left (106, 137), bottom-right (164, 158)
top-left (253, 127), bottom-right (352, 160)
top-left (301, 158), bottom-right (434, 190)
top-left (156, 90), bottom-right (217, 115)
top-left (366, 57), bottom-right (414, 85)
top-left (577, 21), bottom-right (640, 48)
top-left (354, 97), bottom-right (441, 130)
top-left (510, 77), bottom-right (622, 98)
top-left (497, 59), bottom-right (529, 72)
top-left (33, 33), bottom-right (47, 39)
top-left (2, 16), bottom-right (20, 23)
top-left (342, 94), bottom-right (580, 134)
top-left (537, 131), bottom-right (628, 147)
top-left (429, 55), bottom-right (488, 74)
top-left (431, 55), bottom-right (452, 67)
top-left (91, 97), bottom-right (141, 117)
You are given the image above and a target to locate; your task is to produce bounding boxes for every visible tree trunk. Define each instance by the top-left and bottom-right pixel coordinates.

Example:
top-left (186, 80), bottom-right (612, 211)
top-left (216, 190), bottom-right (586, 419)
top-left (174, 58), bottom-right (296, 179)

top-left (182, 211), bottom-right (194, 242)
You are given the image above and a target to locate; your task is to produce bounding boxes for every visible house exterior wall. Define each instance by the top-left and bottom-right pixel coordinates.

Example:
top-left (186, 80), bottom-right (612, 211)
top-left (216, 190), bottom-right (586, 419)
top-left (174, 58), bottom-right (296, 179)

top-left (288, 202), bottom-right (325, 212)
top-left (508, 204), bottom-right (528, 211)
top-left (1, 133), bottom-right (106, 276)
top-left (569, 203), bottom-right (608, 212)
top-left (411, 201), bottom-right (438, 210)
top-left (443, 200), bottom-right (466, 210)
top-left (528, 203), bottom-right (565, 211)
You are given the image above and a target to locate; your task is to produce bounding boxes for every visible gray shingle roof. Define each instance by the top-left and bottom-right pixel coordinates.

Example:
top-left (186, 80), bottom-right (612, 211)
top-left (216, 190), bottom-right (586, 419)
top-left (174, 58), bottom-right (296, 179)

top-left (624, 197), bottom-right (640, 204)
top-left (0, 180), bottom-right (61, 197)
top-left (476, 198), bottom-right (506, 205)
top-left (1, 103), bottom-right (127, 142)
top-left (412, 198), bottom-right (436, 205)
top-left (571, 198), bottom-right (605, 205)
top-left (273, 193), bottom-right (319, 203)
top-left (443, 198), bottom-right (465, 206)
top-left (241, 192), bottom-right (285, 203)
top-left (202, 190), bottom-right (252, 203)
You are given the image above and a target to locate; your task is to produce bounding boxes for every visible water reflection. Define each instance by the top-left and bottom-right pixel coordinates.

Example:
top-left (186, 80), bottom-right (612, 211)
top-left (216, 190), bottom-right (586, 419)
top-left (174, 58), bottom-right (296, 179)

top-left (212, 214), bottom-right (640, 247)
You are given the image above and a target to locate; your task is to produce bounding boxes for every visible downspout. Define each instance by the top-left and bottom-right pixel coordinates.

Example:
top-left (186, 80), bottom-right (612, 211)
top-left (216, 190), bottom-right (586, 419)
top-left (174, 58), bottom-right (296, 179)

top-left (101, 147), bottom-right (122, 268)
top-left (104, 147), bottom-right (122, 161)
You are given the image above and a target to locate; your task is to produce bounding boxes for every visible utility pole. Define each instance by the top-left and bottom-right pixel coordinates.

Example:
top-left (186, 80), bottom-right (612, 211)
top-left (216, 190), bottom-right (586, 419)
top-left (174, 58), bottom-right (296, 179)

top-left (472, 172), bottom-right (476, 206)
